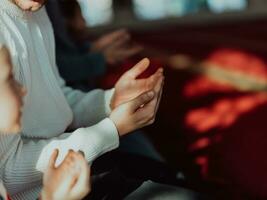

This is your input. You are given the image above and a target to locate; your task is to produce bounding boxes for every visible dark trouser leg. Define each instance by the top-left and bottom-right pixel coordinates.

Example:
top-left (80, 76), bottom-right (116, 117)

top-left (85, 150), bottom-right (179, 200)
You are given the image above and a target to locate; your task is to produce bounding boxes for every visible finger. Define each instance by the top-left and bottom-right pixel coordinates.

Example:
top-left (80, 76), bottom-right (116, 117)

top-left (108, 29), bottom-right (128, 40)
top-left (125, 58), bottom-right (150, 78)
top-left (60, 156), bottom-right (82, 186)
top-left (131, 91), bottom-right (155, 111)
top-left (135, 98), bottom-right (157, 125)
top-left (119, 45), bottom-right (143, 59)
top-left (143, 68), bottom-right (163, 90)
top-left (57, 171), bottom-right (78, 194)
top-left (140, 76), bottom-right (164, 119)
top-left (75, 155), bottom-right (90, 183)
top-left (133, 70), bottom-right (161, 92)
top-left (155, 81), bottom-right (164, 114)
top-left (70, 159), bottom-right (91, 198)
top-left (109, 33), bottom-right (130, 49)
top-left (60, 150), bottom-right (76, 168)
top-left (140, 67), bottom-right (163, 82)
top-left (154, 75), bottom-right (164, 95)
top-left (101, 29), bottom-right (129, 46)
top-left (74, 159), bottom-right (90, 189)
top-left (71, 152), bottom-right (87, 172)
top-left (48, 149), bottom-right (59, 169)
top-left (78, 150), bottom-right (85, 157)
top-left (64, 152), bottom-right (85, 175)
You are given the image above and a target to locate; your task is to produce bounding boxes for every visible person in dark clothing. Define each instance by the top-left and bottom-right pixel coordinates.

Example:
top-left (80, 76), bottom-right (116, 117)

top-left (46, 0), bottom-right (142, 89)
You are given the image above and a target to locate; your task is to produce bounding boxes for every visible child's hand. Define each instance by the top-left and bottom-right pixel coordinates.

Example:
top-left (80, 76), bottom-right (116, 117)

top-left (110, 72), bottom-right (164, 136)
top-left (110, 58), bottom-right (164, 110)
top-left (41, 149), bottom-right (91, 200)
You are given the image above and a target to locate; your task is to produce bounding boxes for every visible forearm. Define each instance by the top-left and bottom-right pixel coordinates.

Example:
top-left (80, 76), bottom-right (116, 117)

top-left (63, 86), bottom-right (114, 129)
top-left (36, 118), bottom-right (119, 172)
top-left (53, 58), bottom-right (113, 129)
top-left (1, 119), bottom-right (119, 196)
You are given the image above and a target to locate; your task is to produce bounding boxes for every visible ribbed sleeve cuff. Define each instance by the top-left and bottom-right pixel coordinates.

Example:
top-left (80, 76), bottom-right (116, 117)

top-left (104, 88), bottom-right (115, 116)
top-left (36, 118), bottom-right (119, 172)
top-left (82, 118), bottom-right (119, 162)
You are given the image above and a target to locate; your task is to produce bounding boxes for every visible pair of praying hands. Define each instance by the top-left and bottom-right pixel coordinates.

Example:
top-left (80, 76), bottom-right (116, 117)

top-left (109, 58), bottom-right (164, 136)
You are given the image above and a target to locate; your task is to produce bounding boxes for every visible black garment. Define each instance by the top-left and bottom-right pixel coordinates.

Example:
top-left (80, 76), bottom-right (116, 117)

top-left (86, 150), bottom-right (182, 200)
top-left (45, 1), bottom-right (106, 85)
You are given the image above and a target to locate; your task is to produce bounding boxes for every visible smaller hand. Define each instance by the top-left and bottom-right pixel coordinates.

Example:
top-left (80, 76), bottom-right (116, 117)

top-left (92, 29), bottom-right (143, 65)
top-left (41, 149), bottom-right (91, 200)
top-left (91, 29), bottom-right (129, 52)
top-left (110, 73), bottom-right (164, 136)
top-left (111, 58), bottom-right (163, 110)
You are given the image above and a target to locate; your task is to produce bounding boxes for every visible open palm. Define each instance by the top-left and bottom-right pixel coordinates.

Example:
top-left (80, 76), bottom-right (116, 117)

top-left (111, 58), bottom-right (163, 110)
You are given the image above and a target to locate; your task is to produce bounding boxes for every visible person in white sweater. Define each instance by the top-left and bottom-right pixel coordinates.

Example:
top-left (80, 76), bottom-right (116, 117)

top-left (0, 0), bottom-right (164, 199)
top-left (0, 44), bottom-right (91, 200)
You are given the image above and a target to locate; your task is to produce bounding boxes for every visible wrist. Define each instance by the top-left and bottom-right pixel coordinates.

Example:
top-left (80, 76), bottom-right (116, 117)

top-left (109, 90), bottom-right (121, 111)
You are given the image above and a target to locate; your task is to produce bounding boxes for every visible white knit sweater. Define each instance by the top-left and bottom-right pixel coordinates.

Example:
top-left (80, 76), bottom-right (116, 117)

top-left (0, 182), bottom-right (8, 200)
top-left (0, 1), bottom-right (119, 199)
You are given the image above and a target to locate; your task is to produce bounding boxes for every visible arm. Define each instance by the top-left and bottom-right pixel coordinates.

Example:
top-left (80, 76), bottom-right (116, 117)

top-left (1, 69), bottom-right (164, 196)
top-left (46, 10), bottom-right (112, 129)
top-left (0, 119), bottom-right (118, 196)
top-left (61, 83), bottom-right (114, 129)
top-left (51, 57), bottom-right (114, 129)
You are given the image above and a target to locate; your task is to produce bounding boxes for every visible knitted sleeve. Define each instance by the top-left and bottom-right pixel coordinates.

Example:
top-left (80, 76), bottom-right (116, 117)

top-left (45, 9), bottom-right (115, 128)
top-left (0, 119), bottom-right (119, 197)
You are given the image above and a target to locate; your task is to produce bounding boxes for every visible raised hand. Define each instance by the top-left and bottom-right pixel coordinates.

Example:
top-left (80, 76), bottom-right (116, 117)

top-left (41, 149), bottom-right (91, 200)
top-left (110, 72), bottom-right (164, 136)
top-left (91, 29), bottom-right (143, 65)
top-left (91, 29), bottom-right (129, 52)
top-left (110, 58), bottom-right (164, 110)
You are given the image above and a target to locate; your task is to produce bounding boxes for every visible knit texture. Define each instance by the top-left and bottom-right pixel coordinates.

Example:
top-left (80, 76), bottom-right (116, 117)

top-left (0, 1), bottom-right (119, 199)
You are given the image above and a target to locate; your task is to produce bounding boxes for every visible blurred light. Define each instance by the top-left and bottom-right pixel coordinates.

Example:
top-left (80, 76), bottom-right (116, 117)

top-left (133, 0), bottom-right (170, 20)
top-left (77, 0), bottom-right (113, 26)
top-left (207, 0), bottom-right (247, 13)
top-left (133, 0), bottom-right (206, 20)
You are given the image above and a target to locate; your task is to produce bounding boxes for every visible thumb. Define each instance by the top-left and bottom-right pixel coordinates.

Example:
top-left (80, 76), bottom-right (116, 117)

top-left (131, 91), bottom-right (155, 111)
top-left (48, 149), bottom-right (59, 169)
